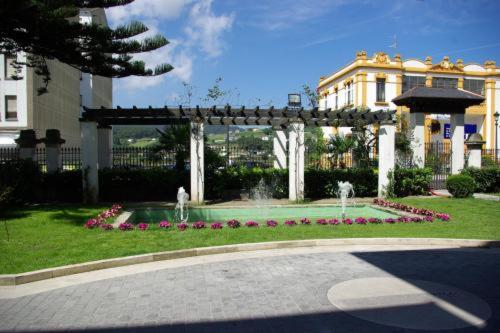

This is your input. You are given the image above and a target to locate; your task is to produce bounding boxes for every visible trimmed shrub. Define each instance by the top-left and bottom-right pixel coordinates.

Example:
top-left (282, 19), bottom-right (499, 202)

top-left (461, 166), bottom-right (500, 193)
top-left (391, 167), bottom-right (432, 197)
top-left (305, 168), bottom-right (377, 198)
top-left (0, 160), bottom-right (42, 205)
top-left (446, 174), bottom-right (476, 198)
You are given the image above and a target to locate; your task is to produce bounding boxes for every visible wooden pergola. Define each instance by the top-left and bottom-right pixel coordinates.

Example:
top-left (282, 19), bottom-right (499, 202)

top-left (80, 105), bottom-right (397, 204)
top-left (81, 105), bottom-right (396, 127)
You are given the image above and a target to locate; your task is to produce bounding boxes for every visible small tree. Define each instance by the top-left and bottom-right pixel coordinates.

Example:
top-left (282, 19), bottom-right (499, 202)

top-left (301, 84), bottom-right (318, 108)
top-left (328, 134), bottom-right (355, 168)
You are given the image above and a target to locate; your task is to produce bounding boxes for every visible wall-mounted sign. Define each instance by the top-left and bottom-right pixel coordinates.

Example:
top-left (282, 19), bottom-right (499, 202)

top-left (443, 124), bottom-right (477, 139)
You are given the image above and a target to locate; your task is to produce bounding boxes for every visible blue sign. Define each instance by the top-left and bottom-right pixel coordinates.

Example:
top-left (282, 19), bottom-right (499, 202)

top-left (443, 124), bottom-right (477, 139)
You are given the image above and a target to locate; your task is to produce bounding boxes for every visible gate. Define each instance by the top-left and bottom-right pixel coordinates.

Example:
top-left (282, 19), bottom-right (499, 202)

top-left (425, 142), bottom-right (451, 189)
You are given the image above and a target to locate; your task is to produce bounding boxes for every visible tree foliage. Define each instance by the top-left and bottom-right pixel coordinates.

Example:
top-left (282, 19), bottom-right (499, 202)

top-left (0, 0), bottom-right (172, 94)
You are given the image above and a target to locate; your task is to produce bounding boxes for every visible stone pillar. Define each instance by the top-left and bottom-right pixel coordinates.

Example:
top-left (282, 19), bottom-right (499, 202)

top-left (288, 122), bottom-right (305, 202)
top-left (465, 133), bottom-right (485, 168)
top-left (15, 129), bottom-right (38, 160)
top-left (190, 120), bottom-right (204, 204)
top-left (81, 120), bottom-right (99, 203)
top-left (378, 121), bottom-right (396, 197)
top-left (450, 113), bottom-right (465, 174)
top-left (97, 125), bottom-right (113, 169)
top-left (409, 112), bottom-right (425, 167)
top-left (273, 127), bottom-right (287, 169)
top-left (43, 129), bottom-right (65, 173)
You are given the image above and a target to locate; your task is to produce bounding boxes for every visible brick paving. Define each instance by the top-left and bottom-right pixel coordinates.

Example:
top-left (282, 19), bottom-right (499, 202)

top-left (1, 247), bottom-right (499, 332)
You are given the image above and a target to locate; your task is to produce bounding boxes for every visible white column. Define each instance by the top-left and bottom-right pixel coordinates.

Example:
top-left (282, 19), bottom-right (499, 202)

top-left (273, 128), bottom-right (287, 169)
top-left (467, 148), bottom-right (482, 168)
top-left (409, 112), bottom-right (425, 167)
top-left (288, 122), bottom-right (305, 202)
top-left (190, 121), bottom-right (204, 204)
top-left (97, 126), bottom-right (113, 169)
top-left (378, 122), bottom-right (395, 197)
top-left (81, 120), bottom-right (99, 203)
top-left (450, 113), bottom-right (465, 174)
top-left (46, 144), bottom-right (61, 173)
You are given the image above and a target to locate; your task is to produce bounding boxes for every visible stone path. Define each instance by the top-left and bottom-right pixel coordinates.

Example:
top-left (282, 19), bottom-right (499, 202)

top-left (1, 245), bottom-right (500, 332)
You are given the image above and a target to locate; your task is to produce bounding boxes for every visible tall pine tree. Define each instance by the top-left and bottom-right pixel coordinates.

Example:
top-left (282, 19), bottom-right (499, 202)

top-left (0, 0), bottom-right (173, 93)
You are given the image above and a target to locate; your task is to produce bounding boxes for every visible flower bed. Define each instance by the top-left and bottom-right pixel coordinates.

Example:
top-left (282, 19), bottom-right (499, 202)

top-left (373, 199), bottom-right (451, 221)
top-left (84, 202), bottom-right (452, 233)
top-left (84, 204), bottom-right (122, 230)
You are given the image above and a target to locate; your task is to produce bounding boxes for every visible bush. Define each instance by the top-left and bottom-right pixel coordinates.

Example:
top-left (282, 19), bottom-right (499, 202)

top-left (0, 160), bottom-right (42, 205)
top-left (305, 168), bottom-right (377, 198)
top-left (99, 168), bottom-right (189, 202)
top-left (446, 175), bottom-right (476, 198)
top-left (461, 166), bottom-right (500, 193)
top-left (390, 167), bottom-right (432, 197)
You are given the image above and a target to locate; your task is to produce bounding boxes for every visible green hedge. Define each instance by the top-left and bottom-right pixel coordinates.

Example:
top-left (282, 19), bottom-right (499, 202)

top-left (99, 168), bottom-right (189, 202)
top-left (446, 174), bottom-right (476, 198)
top-left (0, 161), bottom-right (437, 206)
top-left (461, 166), bottom-right (500, 193)
top-left (389, 167), bottom-right (433, 197)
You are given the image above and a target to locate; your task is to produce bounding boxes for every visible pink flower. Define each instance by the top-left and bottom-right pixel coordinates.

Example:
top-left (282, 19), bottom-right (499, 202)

top-left (300, 217), bottom-right (311, 225)
top-left (84, 218), bottom-right (101, 229)
top-left (159, 221), bottom-right (172, 228)
top-left (424, 216), bottom-right (434, 222)
top-left (284, 220), bottom-right (297, 226)
top-left (328, 218), bottom-right (340, 225)
top-left (245, 220), bottom-right (259, 227)
top-left (138, 223), bottom-right (149, 231)
top-left (368, 218), bottom-right (382, 224)
top-left (436, 213), bottom-right (450, 221)
top-left (192, 221), bottom-right (206, 229)
top-left (177, 223), bottom-right (188, 231)
top-left (100, 223), bottom-right (113, 231)
top-left (343, 218), bottom-right (353, 225)
top-left (118, 223), bottom-right (134, 231)
top-left (384, 218), bottom-right (396, 224)
top-left (355, 217), bottom-right (367, 225)
top-left (211, 222), bottom-right (223, 229)
top-left (266, 220), bottom-right (278, 227)
top-left (227, 219), bottom-right (240, 228)
top-left (316, 218), bottom-right (328, 225)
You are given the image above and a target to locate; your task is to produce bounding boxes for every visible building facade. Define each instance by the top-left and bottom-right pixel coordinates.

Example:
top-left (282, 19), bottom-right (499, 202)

top-left (0, 8), bottom-right (112, 147)
top-left (317, 51), bottom-right (500, 149)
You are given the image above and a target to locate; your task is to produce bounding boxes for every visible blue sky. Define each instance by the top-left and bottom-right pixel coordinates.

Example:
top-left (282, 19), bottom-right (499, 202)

top-left (106, 0), bottom-right (500, 108)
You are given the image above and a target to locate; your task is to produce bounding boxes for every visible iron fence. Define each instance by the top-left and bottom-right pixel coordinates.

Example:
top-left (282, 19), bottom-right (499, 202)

top-left (61, 147), bottom-right (81, 170)
top-left (482, 149), bottom-right (500, 165)
top-left (425, 142), bottom-right (451, 189)
top-left (35, 148), bottom-right (46, 172)
top-left (0, 147), bottom-right (19, 163)
top-left (112, 147), bottom-right (179, 169)
top-left (208, 144), bottom-right (274, 168)
top-left (305, 146), bottom-right (377, 169)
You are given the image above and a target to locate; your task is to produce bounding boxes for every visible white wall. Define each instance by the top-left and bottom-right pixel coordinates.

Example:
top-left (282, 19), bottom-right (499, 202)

top-left (0, 53), bottom-right (28, 146)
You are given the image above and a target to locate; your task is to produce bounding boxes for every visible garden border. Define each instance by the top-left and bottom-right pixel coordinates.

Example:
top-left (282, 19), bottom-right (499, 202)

top-left (1, 238), bottom-right (499, 286)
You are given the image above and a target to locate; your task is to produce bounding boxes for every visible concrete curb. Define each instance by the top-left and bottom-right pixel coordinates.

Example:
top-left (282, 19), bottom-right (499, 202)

top-left (1, 238), bottom-right (499, 286)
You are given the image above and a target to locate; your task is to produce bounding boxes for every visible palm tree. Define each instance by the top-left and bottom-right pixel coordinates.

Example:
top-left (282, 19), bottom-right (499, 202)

top-left (327, 134), bottom-right (355, 168)
top-left (154, 125), bottom-right (190, 172)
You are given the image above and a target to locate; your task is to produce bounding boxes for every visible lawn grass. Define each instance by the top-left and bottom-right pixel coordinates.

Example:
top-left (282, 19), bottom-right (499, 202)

top-left (0, 198), bottom-right (499, 274)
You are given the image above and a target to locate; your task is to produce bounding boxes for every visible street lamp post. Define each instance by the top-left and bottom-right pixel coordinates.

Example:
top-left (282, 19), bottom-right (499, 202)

top-left (494, 111), bottom-right (499, 164)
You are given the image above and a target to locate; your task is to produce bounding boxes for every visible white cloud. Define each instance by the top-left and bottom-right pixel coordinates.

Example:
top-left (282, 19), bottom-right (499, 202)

top-left (110, 0), bottom-right (234, 92)
top-left (248, 0), bottom-right (346, 31)
top-left (185, 0), bottom-right (235, 57)
top-left (116, 36), bottom-right (193, 91)
top-left (106, 0), bottom-right (192, 26)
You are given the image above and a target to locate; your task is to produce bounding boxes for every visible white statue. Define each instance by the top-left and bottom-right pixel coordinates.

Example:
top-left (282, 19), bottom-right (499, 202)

top-left (337, 181), bottom-right (355, 219)
top-left (175, 187), bottom-right (189, 223)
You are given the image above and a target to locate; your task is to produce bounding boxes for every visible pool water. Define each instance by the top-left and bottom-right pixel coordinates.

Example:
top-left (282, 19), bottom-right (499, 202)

top-left (131, 205), bottom-right (398, 223)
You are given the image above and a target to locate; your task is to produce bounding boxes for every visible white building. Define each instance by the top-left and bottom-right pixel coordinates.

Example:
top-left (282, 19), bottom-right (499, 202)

top-left (0, 8), bottom-right (112, 147)
top-left (317, 51), bottom-right (500, 149)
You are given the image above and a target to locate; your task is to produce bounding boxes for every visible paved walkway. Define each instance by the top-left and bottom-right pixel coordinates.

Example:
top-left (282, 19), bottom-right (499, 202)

top-left (1, 245), bottom-right (500, 332)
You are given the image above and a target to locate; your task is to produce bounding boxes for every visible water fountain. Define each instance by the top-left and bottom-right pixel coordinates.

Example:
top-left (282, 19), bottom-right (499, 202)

top-left (249, 178), bottom-right (273, 219)
top-left (175, 187), bottom-right (189, 223)
top-left (337, 181), bottom-right (355, 219)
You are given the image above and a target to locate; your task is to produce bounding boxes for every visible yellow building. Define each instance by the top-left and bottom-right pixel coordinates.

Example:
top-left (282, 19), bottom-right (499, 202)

top-left (317, 51), bottom-right (500, 149)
